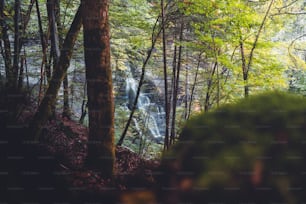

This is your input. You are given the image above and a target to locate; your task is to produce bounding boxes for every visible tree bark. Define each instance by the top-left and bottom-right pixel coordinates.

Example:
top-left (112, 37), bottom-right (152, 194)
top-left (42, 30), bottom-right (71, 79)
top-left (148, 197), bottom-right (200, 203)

top-left (47, 0), bottom-right (60, 62)
top-left (13, 0), bottom-right (21, 89)
top-left (29, 6), bottom-right (82, 140)
top-left (187, 53), bottom-right (202, 119)
top-left (0, 0), bottom-right (13, 88)
top-left (161, 0), bottom-right (170, 150)
top-left (47, 0), bottom-right (71, 118)
top-left (17, 0), bottom-right (35, 89)
top-left (22, 0), bottom-right (35, 32)
top-left (18, 55), bottom-right (24, 90)
top-left (204, 62), bottom-right (217, 112)
top-left (62, 75), bottom-right (71, 118)
top-left (184, 64), bottom-right (188, 118)
top-left (36, 0), bottom-right (49, 104)
top-left (240, 41), bottom-right (249, 98)
top-left (56, 0), bottom-right (71, 119)
top-left (82, 0), bottom-right (115, 177)
top-left (170, 21), bottom-right (183, 145)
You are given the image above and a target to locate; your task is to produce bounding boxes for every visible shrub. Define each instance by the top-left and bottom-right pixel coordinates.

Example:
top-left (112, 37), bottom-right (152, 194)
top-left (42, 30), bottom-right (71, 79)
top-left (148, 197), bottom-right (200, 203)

top-left (161, 92), bottom-right (306, 203)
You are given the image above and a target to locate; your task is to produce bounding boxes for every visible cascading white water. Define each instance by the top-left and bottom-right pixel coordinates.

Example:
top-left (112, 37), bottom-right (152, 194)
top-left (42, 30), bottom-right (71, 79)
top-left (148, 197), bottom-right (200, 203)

top-left (125, 70), bottom-right (164, 143)
top-left (144, 113), bottom-right (162, 139)
top-left (126, 78), bottom-right (137, 109)
top-left (132, 117), bottom-right (142, 137)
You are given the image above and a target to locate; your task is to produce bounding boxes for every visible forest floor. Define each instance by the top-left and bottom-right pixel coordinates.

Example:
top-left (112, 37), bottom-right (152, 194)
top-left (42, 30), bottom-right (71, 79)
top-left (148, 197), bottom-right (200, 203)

top-left (0, 90), bottom-right (162, 203)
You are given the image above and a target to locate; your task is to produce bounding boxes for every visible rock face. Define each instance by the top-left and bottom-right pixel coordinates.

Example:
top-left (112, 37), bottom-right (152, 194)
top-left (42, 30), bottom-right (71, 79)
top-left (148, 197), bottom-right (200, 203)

top-left (160, 92), bottom-right (306, 203)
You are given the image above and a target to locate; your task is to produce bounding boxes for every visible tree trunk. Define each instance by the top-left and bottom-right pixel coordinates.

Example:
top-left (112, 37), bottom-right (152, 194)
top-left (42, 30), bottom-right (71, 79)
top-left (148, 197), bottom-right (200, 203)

top-left (240, 41), bottom-right (249, 98)
top-left (36, 0), bottom-right (49, 104)
top-left (22, 0), bottom-right (35, 32)
top-left (184, 64), bottom-right (188, 118)
top-left (62, 74), bottom-right (71, 119)
top-left (55, 0), bottom-right (71, 119)
top-left (79, 100), bottom-right (87, 124)
top-left (161, 0), bottom-right (170, 150)
top-left (170, 21), bottom-right (183, 145)
top-left (187, 53), bottom-right (202, 119)
top-left (82, 0), bottom-right (115, 177)
top-left (13, 0), bottom-right (21, 89)
top-left (117, 17), bottom-right (161, 146)
top-left (62, 75), bottom-right (71, 118)
top-left (0, 0), bottom-right (13, 88)
top-left (47, 0), bottom-right (60, 62)
top-left (29, 6), bottom-right (82, 140)
top-left (18, 55), bottom-right (24, 90)
top-left (18, 0), bottom-right (35, 89)
top-left (204, 62), bottom-right (217, 112)
top-left (48, 0), bottom-right (71, 118)
top-left (240, 0), bottom-right (274, 98)
top-left (170, 43), bottom-right (177, 145)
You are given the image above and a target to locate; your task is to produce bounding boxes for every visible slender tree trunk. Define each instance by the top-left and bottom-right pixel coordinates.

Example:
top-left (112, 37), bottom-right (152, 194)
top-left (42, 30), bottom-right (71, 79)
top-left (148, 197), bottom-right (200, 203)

top-left (79, 100), bottom-right (87, 124)
top-left (170, 43), bottom-right (177, 144)
top-left (29, 6), bottom-right (82, 140)
top-left (79, 81), bottom-right (87, 124)
top-left (170, 21), bottom-right (183, 145)
top-left (0, 0), bottom-right (13, 88)
top-left (0, 0), bottom-right (33, 89)
top-left (18, 55), bottom-right (24, 90)
top-left (47, 0), bottom-right (60, 84)
top-left (13, 0), bottom-right (21, 88)
top-left (210, 29), bottom-right (220, 107)
top-left (187, 52), bottom-right (202, 119)
top-left (47, 0), bottom-right (60, 61)
top-left (247, 0), bottom-right (275, 73)
top-left (22, 0), bottom-right (35, 31)
top-left (161, 0), bottom-right (170, 150)
top-left (48, 0), bottom-right (71, 118)
top-left (171, 42), bottom-right (177, 102)
top-left (17, 0), bottom-right (34, 89)
top-left (240, 41), bottom-right (249, 98)
top-left (240, 0), bottom-right (274, 97)
top-left (63, 75), bottom-right (71, 118)
top-left (17, 0), bottom-right (35, 89)
top-left (216, 63), bottom-right (220, 107)
top-left (36, 0), bottom-right (49, 103)
top-left (23, 47), bottom-right (30, 89)
top-left (117, 17), bottom-right (161, 146)
top-left (55, 0), bottom-right (71, 118)
top-left (184, 64), bottom-right (188, 118)
top-left (204, 62), bottom-right (217, 112)
top-left (82, 0), bottom-right (115, 177)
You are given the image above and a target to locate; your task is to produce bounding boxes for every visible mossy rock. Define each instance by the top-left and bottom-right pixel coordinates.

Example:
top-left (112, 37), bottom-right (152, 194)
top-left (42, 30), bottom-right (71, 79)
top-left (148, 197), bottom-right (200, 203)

top-left (161, 92), bottom-right (306, 203)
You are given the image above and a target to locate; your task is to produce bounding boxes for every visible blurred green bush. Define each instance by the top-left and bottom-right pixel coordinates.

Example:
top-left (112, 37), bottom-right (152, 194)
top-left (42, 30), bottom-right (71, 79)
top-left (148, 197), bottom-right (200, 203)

top-left (161, 92), bottom-right (306, 203)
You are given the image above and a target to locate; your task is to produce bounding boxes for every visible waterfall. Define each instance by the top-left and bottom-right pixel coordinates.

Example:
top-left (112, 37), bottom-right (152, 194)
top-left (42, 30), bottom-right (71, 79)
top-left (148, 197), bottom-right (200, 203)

top-left (126, 78), bottom-right (137, 109)
top-left (132, 117), bottom-right (142, 137)
top-left (125, 67), bottom-right (165, 143)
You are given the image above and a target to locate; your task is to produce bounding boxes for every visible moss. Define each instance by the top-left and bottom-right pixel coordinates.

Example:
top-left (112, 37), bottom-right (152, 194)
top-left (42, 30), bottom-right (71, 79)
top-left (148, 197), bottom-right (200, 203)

top-left (161, 91), bottom-right (306, 203)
